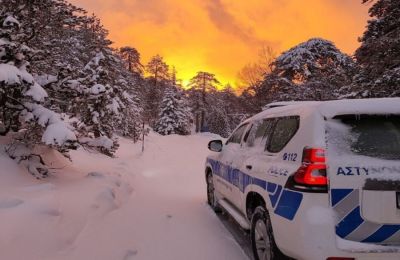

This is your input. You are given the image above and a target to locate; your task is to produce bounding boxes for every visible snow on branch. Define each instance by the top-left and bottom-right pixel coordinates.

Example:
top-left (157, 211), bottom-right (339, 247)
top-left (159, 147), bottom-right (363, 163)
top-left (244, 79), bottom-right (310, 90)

top-left (24, 103), bottom-right (77, 146)
top-left (2, 16), bottom-right (20, 27)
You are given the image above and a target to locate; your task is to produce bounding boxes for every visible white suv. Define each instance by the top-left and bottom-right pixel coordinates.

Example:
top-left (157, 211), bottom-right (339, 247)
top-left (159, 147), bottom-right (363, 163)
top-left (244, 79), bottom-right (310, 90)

top-left (205, 98), bottom-right (400, 260)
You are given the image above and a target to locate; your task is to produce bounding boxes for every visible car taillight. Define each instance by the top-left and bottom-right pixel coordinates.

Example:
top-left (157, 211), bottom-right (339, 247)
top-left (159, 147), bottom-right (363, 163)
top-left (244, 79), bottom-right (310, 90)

top-left (302, 147), bottom-right (325, 164)
top-left (288, 147), bottom-right (328, 192)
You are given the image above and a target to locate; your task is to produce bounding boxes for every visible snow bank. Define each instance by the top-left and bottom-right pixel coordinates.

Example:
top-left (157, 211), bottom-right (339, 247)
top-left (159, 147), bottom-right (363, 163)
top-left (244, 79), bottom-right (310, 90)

top-left (0, 133), bottom-right (247, 260)
top-left (80, 136), bottom-right (114, 149)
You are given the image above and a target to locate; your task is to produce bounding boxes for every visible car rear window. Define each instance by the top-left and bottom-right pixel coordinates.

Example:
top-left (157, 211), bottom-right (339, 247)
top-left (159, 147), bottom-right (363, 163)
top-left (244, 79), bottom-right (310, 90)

top-left (266, 116), bottom-right (300, 153)
top-left (332, 114), bottom-right (400, 160)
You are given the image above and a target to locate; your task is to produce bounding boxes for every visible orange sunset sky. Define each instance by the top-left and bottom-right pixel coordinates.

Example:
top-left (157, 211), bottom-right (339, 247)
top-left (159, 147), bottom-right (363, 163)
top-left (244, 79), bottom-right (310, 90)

top-left (69, 0), bottom-right (370, 87)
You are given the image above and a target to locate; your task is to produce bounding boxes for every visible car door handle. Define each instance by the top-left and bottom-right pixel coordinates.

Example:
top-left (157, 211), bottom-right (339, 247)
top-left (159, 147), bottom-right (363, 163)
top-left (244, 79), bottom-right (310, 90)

top-left (246, 165), bottom-right (253, 170)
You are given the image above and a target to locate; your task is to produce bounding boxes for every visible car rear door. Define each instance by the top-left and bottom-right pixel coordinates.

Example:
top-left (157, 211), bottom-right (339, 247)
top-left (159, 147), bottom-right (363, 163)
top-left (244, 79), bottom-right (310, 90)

top-left (239, 116), bottom-right (302, 218)
top-left (326, 114), bottom-right (400, 245)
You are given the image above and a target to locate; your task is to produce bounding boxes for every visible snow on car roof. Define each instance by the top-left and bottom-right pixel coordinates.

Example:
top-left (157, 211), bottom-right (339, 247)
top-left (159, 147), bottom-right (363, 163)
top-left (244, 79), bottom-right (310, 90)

top-left (247, 98), bottom-right (400, 123)
top-left (319, 98), bottom-right (400, 118)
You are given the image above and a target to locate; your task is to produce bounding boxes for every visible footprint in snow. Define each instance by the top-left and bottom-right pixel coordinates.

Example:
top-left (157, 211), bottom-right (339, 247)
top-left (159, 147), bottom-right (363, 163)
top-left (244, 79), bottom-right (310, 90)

top-left (0, 198), bottom-right (24, 209)
top-left (21, 183), bottom-right (55, 192)
top-left (40, 208), bottom-right (61, 217)
top-left (123, 250), bottom-right (138, 260)
top-left (91, 188), bottom-right (117, 213)
top-left (87, 172), bottom-right (105, 178)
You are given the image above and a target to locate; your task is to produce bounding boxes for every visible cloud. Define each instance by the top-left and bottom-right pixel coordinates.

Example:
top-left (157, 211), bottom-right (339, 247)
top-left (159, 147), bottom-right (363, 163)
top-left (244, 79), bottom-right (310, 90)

top-left (68, 0), bottom-right (369, 87)
top-left (204, 0), bottom-right (261, 45)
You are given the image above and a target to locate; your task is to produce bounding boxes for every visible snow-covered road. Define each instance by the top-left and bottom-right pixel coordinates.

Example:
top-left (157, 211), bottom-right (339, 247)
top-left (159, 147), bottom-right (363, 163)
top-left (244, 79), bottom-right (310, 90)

top-left (0, 133), bottom-right (248, 260)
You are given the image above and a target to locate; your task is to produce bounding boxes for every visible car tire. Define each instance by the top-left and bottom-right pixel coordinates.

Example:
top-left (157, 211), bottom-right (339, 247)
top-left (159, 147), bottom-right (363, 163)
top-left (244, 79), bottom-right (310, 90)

top-left (251, 206), bottom-right (287, 260)
top-left (206, 173), bottom-right (221, 213)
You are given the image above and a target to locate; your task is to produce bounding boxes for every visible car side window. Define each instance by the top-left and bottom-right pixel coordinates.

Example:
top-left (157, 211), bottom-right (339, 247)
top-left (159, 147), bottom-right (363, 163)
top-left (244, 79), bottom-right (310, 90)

top-left (242, 124), bottom-right (253, 143)
top-left (226, 123), bottom-right (249, 144)
top-left (246, 119), bottom-right (275, 148)
top-left (266, 116), bottom-right (299, 153)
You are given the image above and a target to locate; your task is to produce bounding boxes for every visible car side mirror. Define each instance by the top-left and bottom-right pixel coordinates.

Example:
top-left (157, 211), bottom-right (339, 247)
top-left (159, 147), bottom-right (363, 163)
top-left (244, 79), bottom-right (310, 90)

top-left (208, 140), bottom-right (223, 152)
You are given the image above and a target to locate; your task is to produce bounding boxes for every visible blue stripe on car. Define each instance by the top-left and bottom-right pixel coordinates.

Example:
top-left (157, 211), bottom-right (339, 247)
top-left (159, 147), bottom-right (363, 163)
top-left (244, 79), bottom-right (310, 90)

top-left (207, 158), bottom-right (303, 221)
top-left (336, 206), bottom-right (364, 238)
top-left (332, 189), bottom-right (400, 244)
top-left (331, 188), bottom-right (353, 207)
top-left (274, 190), bottom-right (303, 221)
top-left (362, 225), bottom-right (400, 243)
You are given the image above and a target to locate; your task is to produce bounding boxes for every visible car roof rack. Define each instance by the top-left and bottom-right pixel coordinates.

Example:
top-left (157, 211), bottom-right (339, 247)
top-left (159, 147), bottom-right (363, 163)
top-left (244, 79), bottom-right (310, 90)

top-left (262, 101), bottom-right (319, 110)
top-left (263, 101), bottom-right (300, 110)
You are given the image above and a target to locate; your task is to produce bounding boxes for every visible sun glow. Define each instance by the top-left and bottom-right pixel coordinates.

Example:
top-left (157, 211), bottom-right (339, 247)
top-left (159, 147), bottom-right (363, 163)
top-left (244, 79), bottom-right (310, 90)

top-left (69, 0), bottom-right (369, 89)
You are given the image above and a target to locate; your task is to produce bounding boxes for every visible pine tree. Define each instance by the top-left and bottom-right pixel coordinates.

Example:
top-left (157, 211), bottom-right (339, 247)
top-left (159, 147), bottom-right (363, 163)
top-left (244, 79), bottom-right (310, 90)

top-left (176, 88), bottom-right (192, 134)
top-left (188, 72), bottom-right (220, 132)
top-left (205, 85), bottom-right (248, 137)
top-left (206, 107), bottom-right (231, 138)
top-left (119, 46), bottom-right (143, 76)
top-left (0, 12), bottom-right (77, 177)
top-left (353, 0), bottom-right (400, 97)
top-left (0, 0), bottom-right (145, 164)
top-left (144, 55), bottom-right (170, 126)
top-left (73, 50), bottom-right (122, 156)
top-left (117, 76), bottom-right (143, 142)
top-left (254, 38), bottom-right (357, 106)
top-left (154, 86), bottom-right (191, 136)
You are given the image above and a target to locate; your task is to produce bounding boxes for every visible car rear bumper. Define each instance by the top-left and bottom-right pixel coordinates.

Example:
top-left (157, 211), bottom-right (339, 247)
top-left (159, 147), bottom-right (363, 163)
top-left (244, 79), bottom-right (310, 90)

top-left (270, 193), bottom-right (400, 260)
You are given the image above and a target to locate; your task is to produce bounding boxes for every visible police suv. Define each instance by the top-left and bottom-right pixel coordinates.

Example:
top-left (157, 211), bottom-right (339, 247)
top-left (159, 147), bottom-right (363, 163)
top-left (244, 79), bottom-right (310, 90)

top-left (205, 98), bottom-right (400, 260)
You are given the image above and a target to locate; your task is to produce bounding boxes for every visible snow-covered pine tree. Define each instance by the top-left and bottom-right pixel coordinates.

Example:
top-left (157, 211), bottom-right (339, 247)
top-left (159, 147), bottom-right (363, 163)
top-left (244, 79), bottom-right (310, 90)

top-left (117, 46), bottom-right (145, 142)
top-left (144, 55), bottom-right (170, 126)
top-left (116, 75), bottom-right (143, 142)
top-left (206, 107), bottom-right (231, 138)
top-left (43, 11), bottom-right (143, 154)
top-left (0, 12), bottom-right (77, 178)
top-left (1, 0), bottom-right (95, 113)
top-left (154, 86), bottom-right (191, 136)
top-left (1, 0), bottom-right (144, 161)
top-left (73, 46), bottom-right (143, 153)
top-left (73, 50), bottom-right (120, 156)
top-left (176, 88), bottom-right (192, 134)
top-left (254, 38), bottom-right (357, 105)
top-left (205, 85), bottom-right (247, 138)
top-left (353, 0), bottom-right (400, 97)
top-left (27, 0), bottom-right (92, 76)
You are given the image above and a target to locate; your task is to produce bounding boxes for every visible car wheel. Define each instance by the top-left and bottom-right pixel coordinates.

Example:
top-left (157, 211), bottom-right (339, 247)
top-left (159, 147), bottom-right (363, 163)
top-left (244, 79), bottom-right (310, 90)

top-left (251, 206), bottom-right (287, 260)
top-left (206, 173), bottom-right (221, 212)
